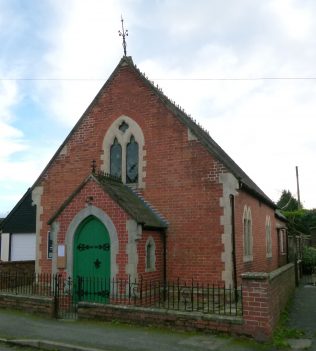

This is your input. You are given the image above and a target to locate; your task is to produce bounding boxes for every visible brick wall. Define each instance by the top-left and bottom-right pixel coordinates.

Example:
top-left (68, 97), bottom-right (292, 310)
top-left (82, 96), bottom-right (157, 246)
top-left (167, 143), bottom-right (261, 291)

top-left (37, 59), bottom-right (281, 285)
top-left (0, 293), bottom-right (54, 316)
top-left (0, 261), bottom-right (35, 275)
top-left (234, 190), bottom-right (279, 283)
top-left (78, 303), bottom-right (243, 334)
top-left (77, 263), bottom-right (295, 341)
top-left (53, 179), bottom-right (130, 280)
top-left (241, 263), bottom-right (295, 340)
top-left (37, 62), bottom-right (226, 282)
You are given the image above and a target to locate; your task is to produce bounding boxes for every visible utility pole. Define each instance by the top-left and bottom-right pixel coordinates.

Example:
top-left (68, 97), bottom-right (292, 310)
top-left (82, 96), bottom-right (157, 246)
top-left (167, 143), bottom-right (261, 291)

top-left (296, 166), bottom-right (301, 209)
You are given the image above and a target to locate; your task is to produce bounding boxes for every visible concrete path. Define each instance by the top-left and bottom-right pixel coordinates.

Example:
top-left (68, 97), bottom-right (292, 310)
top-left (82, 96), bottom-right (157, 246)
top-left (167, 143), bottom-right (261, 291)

top-left (287, 280), bottom-right (316, 350)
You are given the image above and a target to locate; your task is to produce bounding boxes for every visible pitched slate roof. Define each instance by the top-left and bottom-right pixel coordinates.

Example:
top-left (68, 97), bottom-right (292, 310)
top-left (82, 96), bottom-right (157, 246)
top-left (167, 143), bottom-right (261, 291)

top-left (32, 56), bottom-right (275, 208)
top-left (0, 189), bottom-right (36, 233)
top-left (48, 173), bottom-right (168, 230)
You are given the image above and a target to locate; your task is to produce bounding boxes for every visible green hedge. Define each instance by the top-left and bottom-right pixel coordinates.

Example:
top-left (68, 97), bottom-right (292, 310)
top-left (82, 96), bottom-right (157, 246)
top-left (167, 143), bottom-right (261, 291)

top-left (302, 246), bottom-right (316, 273)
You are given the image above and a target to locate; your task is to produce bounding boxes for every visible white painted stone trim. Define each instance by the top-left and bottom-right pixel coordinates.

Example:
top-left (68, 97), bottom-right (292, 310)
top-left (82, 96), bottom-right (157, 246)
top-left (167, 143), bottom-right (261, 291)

top-left (32, 186), bottom-right (43, 274)
top-left (125, 219), bottom-right (142, 281)
top-left (101, 115), bottom-right (146, 188)
top-left (219, 173), bottom-right (239, 287)
top-left (63, 205), bottom-right (119, 280)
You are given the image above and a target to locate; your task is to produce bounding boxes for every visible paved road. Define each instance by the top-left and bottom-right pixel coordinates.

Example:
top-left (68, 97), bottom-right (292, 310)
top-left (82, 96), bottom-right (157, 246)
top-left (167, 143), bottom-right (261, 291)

top-left (0, 309), bottom-right (273, 351)
top-left (0, 281), bottom-right (314, 351)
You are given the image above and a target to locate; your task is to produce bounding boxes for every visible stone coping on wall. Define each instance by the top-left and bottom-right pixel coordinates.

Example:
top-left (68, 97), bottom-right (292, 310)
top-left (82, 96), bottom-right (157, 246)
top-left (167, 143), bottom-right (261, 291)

top-left (0, 292), bottom-right (53, 304)
top-left (241, 263), bottom-right (294, 282)
top-left (78, 302), bottom-right (243, 325)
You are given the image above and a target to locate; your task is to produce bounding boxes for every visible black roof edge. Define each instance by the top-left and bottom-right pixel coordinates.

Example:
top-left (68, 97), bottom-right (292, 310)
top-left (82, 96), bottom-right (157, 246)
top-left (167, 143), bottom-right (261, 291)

top-left (275, 209), bottom-right (288, 222)
top-left (239, 180), bottom-right (276, 209)
top-left (0, 188), bottom-right (33, 230)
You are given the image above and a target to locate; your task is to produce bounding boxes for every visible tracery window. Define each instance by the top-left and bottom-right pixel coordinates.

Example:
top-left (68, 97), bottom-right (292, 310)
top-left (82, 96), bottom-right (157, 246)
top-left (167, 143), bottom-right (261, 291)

top-left (102, 116), bottom-right (145, 187)
top-left (110, 138), bottom-right (122, 178)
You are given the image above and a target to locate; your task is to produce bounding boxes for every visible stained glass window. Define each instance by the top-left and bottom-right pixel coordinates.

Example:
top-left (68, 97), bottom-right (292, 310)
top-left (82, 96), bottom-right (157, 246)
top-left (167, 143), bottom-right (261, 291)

top-left (110, 138), bottom-right (122, 178)
top-left (126, 135), bottom-right (138, 183)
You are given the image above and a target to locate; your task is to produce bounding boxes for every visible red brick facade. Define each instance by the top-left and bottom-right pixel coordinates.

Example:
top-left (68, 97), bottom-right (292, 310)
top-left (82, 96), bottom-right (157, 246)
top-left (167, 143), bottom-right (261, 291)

top-left (33, 56), bottom-right (287, 287)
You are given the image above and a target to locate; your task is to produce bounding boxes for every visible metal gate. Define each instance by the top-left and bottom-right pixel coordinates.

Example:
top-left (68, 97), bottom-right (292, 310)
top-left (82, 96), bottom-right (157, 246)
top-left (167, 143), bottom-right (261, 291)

top-left (54, 275), bottom-right (112, 319)
top-left (54, 275), bottom-right (78, 319)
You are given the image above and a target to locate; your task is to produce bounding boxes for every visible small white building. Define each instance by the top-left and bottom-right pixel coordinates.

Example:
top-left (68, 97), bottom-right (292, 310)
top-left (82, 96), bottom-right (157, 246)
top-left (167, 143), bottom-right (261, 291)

top-left (0, 189), bottom-right (36, 262)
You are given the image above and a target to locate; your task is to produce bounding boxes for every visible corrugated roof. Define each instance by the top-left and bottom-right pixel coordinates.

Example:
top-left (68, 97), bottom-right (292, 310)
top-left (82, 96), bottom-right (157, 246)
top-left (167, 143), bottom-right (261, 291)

top-left (48, 173), bottom-right (168, 230)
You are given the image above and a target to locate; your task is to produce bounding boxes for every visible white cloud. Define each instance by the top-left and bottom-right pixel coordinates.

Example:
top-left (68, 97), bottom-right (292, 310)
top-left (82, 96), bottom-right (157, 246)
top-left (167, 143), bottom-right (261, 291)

top-left (36, 0), bottom-right (124, 126)
top-left (1, 0), bottom-right (316, 212)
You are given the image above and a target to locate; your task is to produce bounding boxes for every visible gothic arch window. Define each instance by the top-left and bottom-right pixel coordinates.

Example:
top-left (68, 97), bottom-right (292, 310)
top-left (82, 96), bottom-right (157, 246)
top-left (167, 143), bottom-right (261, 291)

top-left (110, 138), bottom-right (122, 178)
top-left (102, 116), bottom-right (145, 187)
top-left (145, 236), bottom-right (156, 272)
top-left (266, 216), bottom-right (272, 258)
top-left (126, 135), bottom-right (139, 183)
top-left (243, 205), bottom-right (253, 262)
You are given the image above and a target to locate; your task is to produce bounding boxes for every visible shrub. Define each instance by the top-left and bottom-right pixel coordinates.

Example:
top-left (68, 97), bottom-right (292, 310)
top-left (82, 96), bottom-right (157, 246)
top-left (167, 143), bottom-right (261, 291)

top-left (302, 246), bottom-right (316, 274)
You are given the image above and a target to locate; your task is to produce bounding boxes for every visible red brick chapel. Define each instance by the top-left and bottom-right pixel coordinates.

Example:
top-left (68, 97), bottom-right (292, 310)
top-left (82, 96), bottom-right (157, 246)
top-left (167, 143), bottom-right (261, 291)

top-left (31, 56), bottom-right (287, 288)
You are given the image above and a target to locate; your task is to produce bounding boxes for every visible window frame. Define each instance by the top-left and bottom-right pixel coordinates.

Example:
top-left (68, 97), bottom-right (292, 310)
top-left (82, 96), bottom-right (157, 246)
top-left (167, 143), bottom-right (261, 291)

top-left (266, 216), bottom-right (272, 258)
top-left (145, 236), bottom-right (156, 272)
top-left (243, 206), bottom-right (253, 262)
top-left (102, 116), bottom-right (145, 188)
top-left (47, 231), bottom-right (53, 260)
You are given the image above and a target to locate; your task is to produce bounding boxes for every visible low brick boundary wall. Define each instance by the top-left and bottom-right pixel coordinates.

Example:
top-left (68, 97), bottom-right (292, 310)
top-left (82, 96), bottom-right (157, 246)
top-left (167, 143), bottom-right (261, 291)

top-left (0, 261), bottom-right (35, 275)
top-left (241, 263), bottom-right (295, 340)
top-left (0, 263), bottom-right (295, 341)
top-left (0, 293), bottom-right (54, 317)
top-left (78, 263), bottom-right (295, 341)
top-left (78, 303), bottom-right (244, 333)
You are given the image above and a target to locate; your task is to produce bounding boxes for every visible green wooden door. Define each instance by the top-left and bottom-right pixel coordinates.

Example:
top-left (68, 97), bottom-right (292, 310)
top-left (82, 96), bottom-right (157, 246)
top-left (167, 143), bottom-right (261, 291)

top-left (73, 216), bottom-right (110, 303)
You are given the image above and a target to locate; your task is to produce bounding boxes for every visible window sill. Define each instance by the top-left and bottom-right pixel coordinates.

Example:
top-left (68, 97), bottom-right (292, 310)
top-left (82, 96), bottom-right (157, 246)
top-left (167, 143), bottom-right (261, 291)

top-left (145, 268), bottom-right (156, 273)
top-left (243, 255), bottom-right (253, 263)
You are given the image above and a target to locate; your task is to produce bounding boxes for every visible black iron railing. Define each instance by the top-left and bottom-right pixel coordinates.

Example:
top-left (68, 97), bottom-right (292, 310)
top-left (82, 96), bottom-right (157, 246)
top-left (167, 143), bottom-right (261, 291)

top-left (0, 273), bottom-right (243, 317)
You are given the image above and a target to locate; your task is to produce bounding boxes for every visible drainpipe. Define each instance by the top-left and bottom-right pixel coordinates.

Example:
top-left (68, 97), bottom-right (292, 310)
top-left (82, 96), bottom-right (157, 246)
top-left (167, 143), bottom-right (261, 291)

top-left (162, 228), bottom-right (167, 301)
top-left (230, 195), bottom-right (238, 300)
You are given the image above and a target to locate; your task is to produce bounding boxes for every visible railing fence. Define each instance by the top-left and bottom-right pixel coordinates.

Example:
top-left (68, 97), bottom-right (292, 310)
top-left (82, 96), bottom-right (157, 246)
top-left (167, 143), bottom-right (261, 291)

top-left (0, 273), bottom-right (243, 319)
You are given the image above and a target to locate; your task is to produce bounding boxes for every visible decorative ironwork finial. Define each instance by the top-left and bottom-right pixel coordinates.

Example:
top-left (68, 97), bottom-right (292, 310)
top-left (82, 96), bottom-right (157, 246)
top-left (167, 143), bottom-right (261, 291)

top-left (118, 15), bottom-right (128, 56)
top-left (91, 160), bottom-right (96, 174)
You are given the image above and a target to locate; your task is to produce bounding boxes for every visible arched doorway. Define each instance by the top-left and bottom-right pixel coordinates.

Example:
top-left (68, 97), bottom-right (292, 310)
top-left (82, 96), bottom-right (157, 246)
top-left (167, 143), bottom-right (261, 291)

top-left (73, 216), bottom-right (111, 303)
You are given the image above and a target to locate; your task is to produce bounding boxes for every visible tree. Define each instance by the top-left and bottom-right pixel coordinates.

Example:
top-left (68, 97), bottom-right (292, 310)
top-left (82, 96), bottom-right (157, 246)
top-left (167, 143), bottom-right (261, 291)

top-left (277, 190), bottom-right (316, 236)
top-left (277, 190), bottom-right (299, 211)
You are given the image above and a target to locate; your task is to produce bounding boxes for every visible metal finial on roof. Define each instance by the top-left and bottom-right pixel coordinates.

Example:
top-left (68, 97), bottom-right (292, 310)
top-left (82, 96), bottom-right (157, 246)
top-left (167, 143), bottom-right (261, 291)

top-left (91, 160), bottom-right (96, 174)
top-left (118, 15), bottom-right (128, 56)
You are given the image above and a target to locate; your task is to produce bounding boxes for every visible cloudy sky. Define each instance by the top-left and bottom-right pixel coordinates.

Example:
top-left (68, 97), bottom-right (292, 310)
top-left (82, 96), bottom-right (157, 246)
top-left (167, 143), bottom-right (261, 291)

top-left (0, 0), bottom-right (315, 216)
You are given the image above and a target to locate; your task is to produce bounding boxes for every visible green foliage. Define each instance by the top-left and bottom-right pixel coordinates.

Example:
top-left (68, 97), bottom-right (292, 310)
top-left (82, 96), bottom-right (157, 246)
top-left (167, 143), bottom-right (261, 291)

top-left (277, 189), bottom-right (316, 236)
top-left (302, 246), bottom-right (316, 273)
top-left (281, 208), bottom-right (316, 236)
top-left (273, 301), bottom-right (305, 349)
top-left (277, 190), bottom-right (299, 211)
